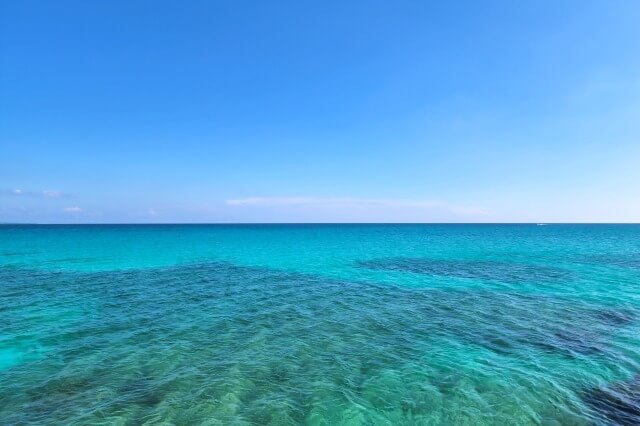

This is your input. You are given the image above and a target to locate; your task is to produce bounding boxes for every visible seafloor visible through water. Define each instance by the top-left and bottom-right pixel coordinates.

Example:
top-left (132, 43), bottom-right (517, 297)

top-left (1, 224), bottom-right (639, 425)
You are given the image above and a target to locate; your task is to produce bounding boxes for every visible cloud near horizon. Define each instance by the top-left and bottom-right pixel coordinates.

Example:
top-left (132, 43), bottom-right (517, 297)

top-left (42, 190), bottom-right (63, 198)
top-left (226, 197), bottom-right (489, 217)
top-left (5, 189), bottom-right (67, 198)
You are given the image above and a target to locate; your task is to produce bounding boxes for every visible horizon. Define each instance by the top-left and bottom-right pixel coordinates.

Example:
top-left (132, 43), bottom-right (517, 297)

top-left (2, 1), bottom-right (640, 223)
top-left (2, 222), bottom-right (640, 226)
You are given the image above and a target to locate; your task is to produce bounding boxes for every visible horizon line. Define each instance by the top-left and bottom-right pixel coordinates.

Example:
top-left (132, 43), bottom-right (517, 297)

top-left (1, 222), bottom-right (640, 226)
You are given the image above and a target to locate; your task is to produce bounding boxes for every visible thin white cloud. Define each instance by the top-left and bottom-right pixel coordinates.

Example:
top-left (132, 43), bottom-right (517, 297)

top-left (226, 197), bottom-right (488, 216)
top-left (4, 188), bottom-right (68, 198)
top-left (63, 206), bottom-right (82, 213)
top-left (227, 197), bottom-right (440, 207)
top-left (42, 190), bottom-right (63, 198)
top-left (449, 205), bottom-right (490, 216)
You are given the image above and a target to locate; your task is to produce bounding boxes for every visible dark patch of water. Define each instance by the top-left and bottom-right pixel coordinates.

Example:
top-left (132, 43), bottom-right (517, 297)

top-left (581, 254), bottom-right (640, 271)
top-left (357, 257), bottom-right (573, 283)
top-left (583, 375), bottom-right (640, 425)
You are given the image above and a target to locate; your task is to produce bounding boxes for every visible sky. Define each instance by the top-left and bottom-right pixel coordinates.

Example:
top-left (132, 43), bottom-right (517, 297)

top-left (1, 0), bottom-right (639, 223)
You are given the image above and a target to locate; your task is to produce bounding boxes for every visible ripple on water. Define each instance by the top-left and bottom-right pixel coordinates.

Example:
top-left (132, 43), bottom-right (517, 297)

top-left (0, 262), bottom-right (637, 424)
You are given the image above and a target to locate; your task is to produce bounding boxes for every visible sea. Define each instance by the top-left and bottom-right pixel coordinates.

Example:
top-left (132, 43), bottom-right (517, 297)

top-left (1, 224), bottom-right (639, 425)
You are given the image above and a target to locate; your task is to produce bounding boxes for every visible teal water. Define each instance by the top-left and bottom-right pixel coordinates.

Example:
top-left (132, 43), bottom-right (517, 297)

top-left (1, 224), bottom-right (639, 425)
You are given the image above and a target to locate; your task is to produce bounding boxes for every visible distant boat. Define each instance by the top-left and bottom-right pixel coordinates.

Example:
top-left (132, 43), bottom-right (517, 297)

top-left (536, 223), bottom-right (547, 226)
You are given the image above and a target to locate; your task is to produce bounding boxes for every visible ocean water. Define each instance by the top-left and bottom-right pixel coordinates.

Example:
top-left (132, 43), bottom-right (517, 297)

top-left (1, 224), bottom-right (639, 425)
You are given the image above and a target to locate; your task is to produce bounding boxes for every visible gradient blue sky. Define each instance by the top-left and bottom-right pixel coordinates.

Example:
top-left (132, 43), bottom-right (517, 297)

top-left (1, 1), bottom-right (639, 223)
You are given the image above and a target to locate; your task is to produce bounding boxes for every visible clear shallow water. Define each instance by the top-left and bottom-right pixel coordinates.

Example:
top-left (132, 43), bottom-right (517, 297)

top-left (1, 224), bottom-right (639, 425)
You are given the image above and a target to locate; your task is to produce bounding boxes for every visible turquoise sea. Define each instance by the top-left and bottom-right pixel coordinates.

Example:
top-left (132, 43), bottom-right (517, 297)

top-left (1, 224), bottom-right (639, 425)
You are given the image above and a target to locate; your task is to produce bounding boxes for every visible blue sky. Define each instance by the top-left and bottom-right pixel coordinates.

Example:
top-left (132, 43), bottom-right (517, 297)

top-left (1, 1), bottom-right (639, 223)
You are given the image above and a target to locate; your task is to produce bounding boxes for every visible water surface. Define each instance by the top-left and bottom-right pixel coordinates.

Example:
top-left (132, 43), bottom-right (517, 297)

top-left (1, 224), bottom-right (639, 424)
